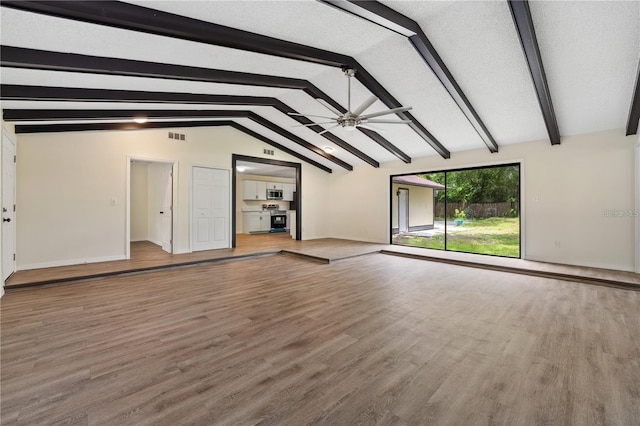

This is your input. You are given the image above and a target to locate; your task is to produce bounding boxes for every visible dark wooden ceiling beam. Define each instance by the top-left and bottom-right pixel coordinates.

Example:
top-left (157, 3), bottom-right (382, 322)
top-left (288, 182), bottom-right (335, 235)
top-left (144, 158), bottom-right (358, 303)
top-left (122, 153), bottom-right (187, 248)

top-left (2, 107), bottom-right (353, 170)
top-left (12, 119), bottom-right (333, 173)
top-left (351, 64), bottom-right (450, 159)
top-left (320, 0), bottom-right (498, 154)
top-left (2, 109), bottom-right (248, 121)
top-left (0, 45), bottom-right (308, 89)
top-left (626, 60), bottom-right (640, 136)
top-left (508, 0), bottom-right (561, 145)
top-left (1, 46), bottom-right (407, 164)
top-left (0, 84), bottom-right (362, 169)
top-left (1, 1), bottom-right (445, 158)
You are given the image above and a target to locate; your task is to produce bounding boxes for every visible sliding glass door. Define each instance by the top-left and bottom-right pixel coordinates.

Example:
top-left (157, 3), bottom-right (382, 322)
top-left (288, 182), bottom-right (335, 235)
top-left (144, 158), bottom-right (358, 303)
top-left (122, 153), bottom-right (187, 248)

top-left (391, 163), bottom-right (520, 258)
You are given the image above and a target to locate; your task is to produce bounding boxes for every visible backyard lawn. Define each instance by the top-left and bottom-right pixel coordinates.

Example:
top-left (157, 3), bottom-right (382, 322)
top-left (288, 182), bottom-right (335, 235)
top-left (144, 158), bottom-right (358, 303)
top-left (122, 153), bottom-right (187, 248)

top-left (394, 217), bottom-right (520, 258)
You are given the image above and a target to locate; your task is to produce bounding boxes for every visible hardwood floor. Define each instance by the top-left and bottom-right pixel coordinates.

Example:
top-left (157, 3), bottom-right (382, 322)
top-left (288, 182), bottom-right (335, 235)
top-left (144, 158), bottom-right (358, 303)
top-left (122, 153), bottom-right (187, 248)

top-left (5, 234), bottom-right (301, 287)
top-left (2, 253), bottom-right (639, 425)
top-left (6, 235), bottom-right (637, 291)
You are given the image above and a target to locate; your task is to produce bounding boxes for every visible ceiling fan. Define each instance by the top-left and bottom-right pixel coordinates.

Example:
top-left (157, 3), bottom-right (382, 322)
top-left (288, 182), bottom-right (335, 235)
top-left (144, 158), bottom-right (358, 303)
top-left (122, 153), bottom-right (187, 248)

top-left (289, 68), bottom-right (413, 135)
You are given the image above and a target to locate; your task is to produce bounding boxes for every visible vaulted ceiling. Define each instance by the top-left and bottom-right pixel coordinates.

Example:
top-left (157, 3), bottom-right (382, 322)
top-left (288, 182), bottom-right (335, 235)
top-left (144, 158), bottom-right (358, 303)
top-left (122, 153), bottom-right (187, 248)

top-left (1, 1), bottom-right (639, 173)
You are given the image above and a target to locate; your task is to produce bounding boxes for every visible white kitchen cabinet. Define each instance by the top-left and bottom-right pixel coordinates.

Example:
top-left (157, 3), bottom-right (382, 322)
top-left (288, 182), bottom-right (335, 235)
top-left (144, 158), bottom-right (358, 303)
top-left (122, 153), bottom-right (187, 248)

top-left (242, 212), bottom-right (271, 233)
top-left (282, 183), bottom-right (295, 201)
top-left (267, 182), bottom-right (283, 190)
top-left (242, 180), bottom-right (267, 200)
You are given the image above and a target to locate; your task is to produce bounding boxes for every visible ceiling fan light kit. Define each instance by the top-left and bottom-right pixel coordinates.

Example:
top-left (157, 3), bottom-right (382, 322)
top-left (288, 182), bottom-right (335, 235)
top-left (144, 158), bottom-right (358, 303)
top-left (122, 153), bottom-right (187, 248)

top-left (290, 68), bottom-right (413, 136)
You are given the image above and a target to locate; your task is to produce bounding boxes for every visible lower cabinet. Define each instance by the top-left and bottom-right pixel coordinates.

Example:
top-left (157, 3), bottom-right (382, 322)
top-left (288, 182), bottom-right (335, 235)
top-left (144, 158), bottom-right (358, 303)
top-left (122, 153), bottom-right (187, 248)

top-left (243, 212), bottom-right (271, 233)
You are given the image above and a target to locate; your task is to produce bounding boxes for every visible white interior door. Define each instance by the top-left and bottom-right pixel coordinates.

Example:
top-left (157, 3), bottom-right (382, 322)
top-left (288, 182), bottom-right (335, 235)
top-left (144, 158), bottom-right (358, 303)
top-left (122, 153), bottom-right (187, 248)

top-left (192, 166), bottom-right (230, 251)
top-left (161, 166), bottom-right (173, 253)
top-left (398, 188), bottom-right (409, 233)
top-left (2, 132), bottom-right (16, 281)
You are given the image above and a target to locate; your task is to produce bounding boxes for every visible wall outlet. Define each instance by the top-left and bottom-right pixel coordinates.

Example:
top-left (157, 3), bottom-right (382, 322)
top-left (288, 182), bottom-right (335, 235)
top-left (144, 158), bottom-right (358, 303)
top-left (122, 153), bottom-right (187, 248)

top-left (110, 197), bottom-right (117, 206)
top-left (553, 240), bottom-right (561, 248)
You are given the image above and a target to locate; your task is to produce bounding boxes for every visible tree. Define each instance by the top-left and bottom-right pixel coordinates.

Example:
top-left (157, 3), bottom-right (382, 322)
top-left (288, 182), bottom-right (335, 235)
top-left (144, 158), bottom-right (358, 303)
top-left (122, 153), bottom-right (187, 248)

top-left (421, 165), bottom-right (519, 205)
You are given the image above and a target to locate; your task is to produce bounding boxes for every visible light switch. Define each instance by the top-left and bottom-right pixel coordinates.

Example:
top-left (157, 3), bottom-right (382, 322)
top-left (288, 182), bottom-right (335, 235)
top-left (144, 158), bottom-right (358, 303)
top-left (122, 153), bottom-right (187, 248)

top-left (110, 198), bottom-right (117, 206)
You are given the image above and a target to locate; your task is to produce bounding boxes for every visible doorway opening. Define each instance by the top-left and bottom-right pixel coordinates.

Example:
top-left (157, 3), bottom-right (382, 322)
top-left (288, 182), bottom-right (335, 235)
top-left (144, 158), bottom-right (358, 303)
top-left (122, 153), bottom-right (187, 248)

top-left (232, 154), bottom-right (301, 248)
top-left (127, 158), bottom-right (177, 259)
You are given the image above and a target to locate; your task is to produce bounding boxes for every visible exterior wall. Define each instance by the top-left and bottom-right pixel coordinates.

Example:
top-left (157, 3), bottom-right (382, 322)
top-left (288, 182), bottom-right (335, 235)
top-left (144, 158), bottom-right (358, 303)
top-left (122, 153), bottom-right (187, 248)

top-left (328, 129), bottom-right (637, 272)
top-left (391, 183), bottom-right (435, 230)
top-left (15, 126), bottom-right (330, 270)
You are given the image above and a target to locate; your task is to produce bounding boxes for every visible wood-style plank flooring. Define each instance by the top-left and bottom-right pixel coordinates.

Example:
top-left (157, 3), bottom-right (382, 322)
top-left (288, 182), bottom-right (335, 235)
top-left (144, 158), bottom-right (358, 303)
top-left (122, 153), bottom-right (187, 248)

top-left (5, 234), bottom-right (385, 288)
top-left (2, 253), bottom-right (639, 425)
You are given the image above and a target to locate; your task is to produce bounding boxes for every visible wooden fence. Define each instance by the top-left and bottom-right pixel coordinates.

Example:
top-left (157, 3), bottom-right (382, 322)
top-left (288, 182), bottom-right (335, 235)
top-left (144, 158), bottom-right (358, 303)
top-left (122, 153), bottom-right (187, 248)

top-left (435, 202), bottom-right (518, 219)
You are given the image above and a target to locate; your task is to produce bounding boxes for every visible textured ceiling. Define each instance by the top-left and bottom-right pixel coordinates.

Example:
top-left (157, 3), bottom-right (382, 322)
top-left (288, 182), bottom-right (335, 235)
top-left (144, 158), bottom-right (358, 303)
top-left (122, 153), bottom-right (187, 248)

top-left (1, 1), bottom-right (638, 172)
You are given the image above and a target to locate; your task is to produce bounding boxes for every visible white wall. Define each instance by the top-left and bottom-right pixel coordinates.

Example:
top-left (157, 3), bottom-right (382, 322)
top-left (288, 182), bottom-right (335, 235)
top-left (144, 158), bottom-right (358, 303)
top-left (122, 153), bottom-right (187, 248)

top-left (13, 124), bottom-right (639, 273)
top-left (328, 129), bottom-right (637, 272)
top-left (16, 126), bottom-right (331, 269)
top-left (130, 162), bottom-right (148, 242)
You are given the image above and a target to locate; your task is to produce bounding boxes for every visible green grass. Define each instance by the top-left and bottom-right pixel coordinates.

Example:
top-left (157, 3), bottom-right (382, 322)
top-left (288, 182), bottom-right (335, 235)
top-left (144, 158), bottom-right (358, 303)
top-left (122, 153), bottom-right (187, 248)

top-left (394, 217), bottom-right (520, 258)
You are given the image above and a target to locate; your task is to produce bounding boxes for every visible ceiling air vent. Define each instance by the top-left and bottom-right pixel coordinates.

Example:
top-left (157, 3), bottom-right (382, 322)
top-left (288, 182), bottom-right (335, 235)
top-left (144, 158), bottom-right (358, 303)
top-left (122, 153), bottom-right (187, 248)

top-left (168, 132), bottom-right (186, 141)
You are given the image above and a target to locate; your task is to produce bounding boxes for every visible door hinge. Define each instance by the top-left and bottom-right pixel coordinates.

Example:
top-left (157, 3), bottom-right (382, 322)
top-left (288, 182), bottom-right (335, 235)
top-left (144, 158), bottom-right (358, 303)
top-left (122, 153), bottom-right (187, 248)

top-left (13, 204), bottom-right (16, 212)
top-left (13, 253), bottom-right (16, 261)
top-left (13, 155), bottom-right (16, 163)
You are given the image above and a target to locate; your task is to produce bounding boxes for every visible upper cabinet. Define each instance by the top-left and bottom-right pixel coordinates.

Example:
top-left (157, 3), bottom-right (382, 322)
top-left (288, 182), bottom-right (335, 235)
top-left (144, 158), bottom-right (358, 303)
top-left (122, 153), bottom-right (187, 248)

top-left (242, 179), bottom-right (295, 201)
top-left (282, 183), bottom-right (295, 201)
top-left (242, 180), bottom-right (267, 200)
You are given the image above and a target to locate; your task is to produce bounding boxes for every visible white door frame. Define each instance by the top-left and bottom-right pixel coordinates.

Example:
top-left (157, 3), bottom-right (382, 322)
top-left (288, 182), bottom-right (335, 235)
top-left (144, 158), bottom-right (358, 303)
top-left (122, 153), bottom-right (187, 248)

top-left (189, 164), bottom-right (232, 253)
top-left (126, 157), bottom-right (178, 259)
top-left (2, 128), bottom-right (17, 287)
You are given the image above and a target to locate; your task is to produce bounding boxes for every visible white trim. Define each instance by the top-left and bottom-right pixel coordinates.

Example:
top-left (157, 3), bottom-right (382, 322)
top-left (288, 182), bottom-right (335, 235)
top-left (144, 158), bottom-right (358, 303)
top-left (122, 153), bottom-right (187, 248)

top-left (635, 131), bottom-right (640, 273)
top-left (525, 255), bottom-right (635, 273)
top-left (18, 255), bottom-right (127, 271)
top-left (0, 286), bottom-right (4, 299)
top-left (126, 156), bottom-right (178, 258)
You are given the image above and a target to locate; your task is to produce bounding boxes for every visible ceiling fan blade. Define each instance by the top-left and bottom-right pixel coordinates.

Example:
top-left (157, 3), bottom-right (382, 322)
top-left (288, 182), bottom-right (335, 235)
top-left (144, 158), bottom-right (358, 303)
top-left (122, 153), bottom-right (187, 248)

top-left (360, 106), bottom-right (413, 120)
top-left (352, 95), bottom-right (378, 117)
top-left (287, 112), bottom-right (336, 120)
top-left (363, 119), bottom-right (412, 124)
top-left (316, 98), bottom-right (343, 116)
top-left (318, 124), bottom-right (340, 135)
top-left (292, 121), bottom-right (336, 127)
top-left (358, 124), bottom-right (386, 134)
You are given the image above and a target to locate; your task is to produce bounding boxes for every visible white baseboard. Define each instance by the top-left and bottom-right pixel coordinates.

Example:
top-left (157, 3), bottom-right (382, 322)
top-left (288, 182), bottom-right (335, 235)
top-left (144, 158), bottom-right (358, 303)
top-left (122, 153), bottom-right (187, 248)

top-left (18, 255), bottom-right (127, 271)
top-left (524, 255), bottom-right (635, 273)
top-left (0, 286), bottom-right (4, 299)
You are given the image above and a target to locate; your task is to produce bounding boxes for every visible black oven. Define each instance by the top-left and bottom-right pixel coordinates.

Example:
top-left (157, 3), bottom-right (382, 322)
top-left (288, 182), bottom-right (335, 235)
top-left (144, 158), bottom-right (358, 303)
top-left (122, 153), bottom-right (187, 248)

top-left (270, 212), bottom-right (287, 232)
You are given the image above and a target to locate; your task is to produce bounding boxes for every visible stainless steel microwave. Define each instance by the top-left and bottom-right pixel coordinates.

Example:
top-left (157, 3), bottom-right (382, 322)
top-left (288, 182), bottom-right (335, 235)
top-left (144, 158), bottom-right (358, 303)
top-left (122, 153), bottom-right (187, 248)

top-left (266, 188), bottom-right (283, 200)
